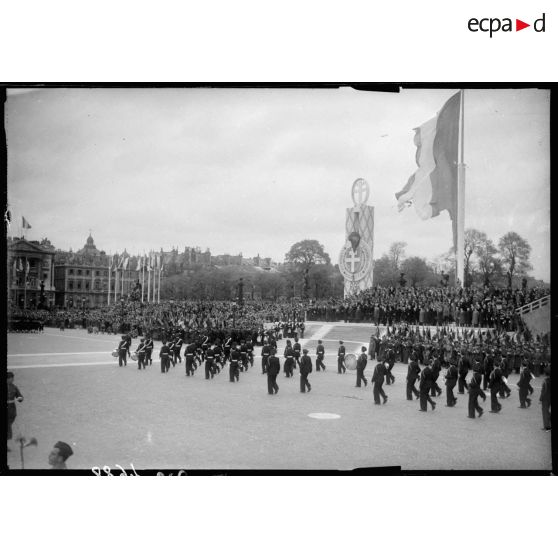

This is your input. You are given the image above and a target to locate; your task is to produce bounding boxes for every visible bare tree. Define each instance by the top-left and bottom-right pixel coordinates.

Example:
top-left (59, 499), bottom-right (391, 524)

top-left (498, 232), bottom-right (532, 288)
top-left (388, 241), bottom-right (407, 270)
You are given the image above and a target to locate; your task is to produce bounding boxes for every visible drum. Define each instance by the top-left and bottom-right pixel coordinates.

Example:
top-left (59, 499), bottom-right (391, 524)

top-left (344, 353), bottom-right (357, 370)
top-left (130, 353), bottom-right (138, 361)
top-left (111, 350), bottom-right (118, 357)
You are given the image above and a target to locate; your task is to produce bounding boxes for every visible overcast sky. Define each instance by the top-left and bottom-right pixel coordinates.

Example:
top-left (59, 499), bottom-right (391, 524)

top-left (6, 87), bottom-right (550, 281)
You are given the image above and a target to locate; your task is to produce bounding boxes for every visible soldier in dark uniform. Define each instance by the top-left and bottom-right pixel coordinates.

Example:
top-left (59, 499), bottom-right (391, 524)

top-left (124, 332), bottom-right (132, 358)
top-left (184, 340), bottom-right (196, 376)
top-left (159, 342), bottom-right (171, 373)
top-left (213, 341), bottom-right (223, 374)
top-left (419, 360), bottom-right (436, 412)
top-left (205, 345), bottom-right (215, 379)
top-left (145, 335), bottom-right (154, 366)
top-left (471, 357), bottom-right (484, 391)
top-left (299, 348), bottom-right (312, 393)
top-left (355, 346), bottom-right (368, 388)
top-left (467, 374), bottom-right (486, 418)
top-left (246, 339), bottom-right (254, 368)
top-left (229, 343), bottom-right (241, 382)
top-left (284, 340), bottom-right (295, 378)
top-left (223, 337), bottom-right (232, 364)
top-left (240, 340), bottom-right (249, 372)
top-left (7, 371), bottom-right (23, 449)
top-left (430, 353), bottom-right (443, 397)
top-left (517, 365), bottom-right (532, 409)
top-left (540, 371), bottom-right (551, 430)
top-left (483, 349), bottom-right (493, 390)
top-left (406, 356), bottom-right (421, 400)
top-left (117, 335), bottom-right (128, 367)
top-left (173, 335), bottom-right (183, 365)
top-left (372, 360), bottom-right (388, 404)
top-left (368, 335), bottom-right (376, 362)
top-left (498, 354), bottom-right (512, 399)
top-left (457, 352), bottom-right (469, 394)
top-left (316, 340), bottom-right (326, 371)
top-left (266, 348), bottom-right (280, 394)
top-left (385, 344), bottom-right (396, 384)
top-left (136, 338), bottom-right (147, 370)
top-left (337, 341), bottom-right (346, 374)
top-left (261, 341), bottom-right (271, 374)
top-left (488, 363), bottom-right (504, 413)
top-left (445, 358), bottom-right (458, 407)
top-left (293, 339), bottom-right (302, 369)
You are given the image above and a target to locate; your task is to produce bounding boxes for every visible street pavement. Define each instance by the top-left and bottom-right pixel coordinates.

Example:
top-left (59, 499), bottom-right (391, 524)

top-left (6, 324), bottom-right (552, 471)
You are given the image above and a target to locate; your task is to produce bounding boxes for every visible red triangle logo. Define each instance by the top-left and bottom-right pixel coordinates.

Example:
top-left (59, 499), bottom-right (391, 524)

top-left (516, 19), bottom-right (530, 31)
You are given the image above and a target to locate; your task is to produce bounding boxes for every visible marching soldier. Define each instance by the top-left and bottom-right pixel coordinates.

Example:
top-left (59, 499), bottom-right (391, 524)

top-left (419, 359), bottom-right (436, 412)
top-left (261, 340), bottom-right (271, 374)
top-left (145, 335), bottom-right (154, 366)
top-left (167, 338), bottom-right (176, 368)
top-left (223, 336), bottom-right (232, 364)
top-left (229, 343), bottom-right (241, 382)
top-left (316, 340), bottom-right (326, 371)
top-left (293, 339), bottom-right (302, 369)
top-left (371, 360), bottom-right (388, 405)
top-left (488, 363), bottom-right (504, 413)
top-left (7, 371), bottom-right (23, 450)
top-left (246, 339), bottom-right (254, 368)
top-left (517, 364), bottom-right (533, 409)
top-left (299, 348), bottom-right (312, 393)
top-left (136, 338), bottom-right (147, 370)
top-left (337, 341), bottom-right (346, 374)
top-left (159, 342), bottom-right (171, 373)
top-left (406, 356), bottom-right (421, 400)
top-left (213, 340), bottom-right (223, 374)
top-left (185, 340), bottom-right (196, 376)
top-left (266, 348), bottom-right (280, 394)
top-left (284, 339), bottom-right (295, 378)
top-left (205, 345), bottom-right (216, 379)
top-left (240, 339), bottom-right (249, 371)
top-left (457, 352), bottom-right (469, 394)
top-left (467, 373), bottom-right (486, 419)
top-left (430, 353), bottom-right (443, 397)
top-left (385, 344), bottom-right (396, 384)
top-left (173, 335), bottom-right (183, 365)
top-left (444, 358), bottom-right (458, 407)
top-left (355, 346), bottom-right (368, 388)
top-left (540, 371), bottom-right (551, 431)
top-left (117, 335), bottom-right (128, 367)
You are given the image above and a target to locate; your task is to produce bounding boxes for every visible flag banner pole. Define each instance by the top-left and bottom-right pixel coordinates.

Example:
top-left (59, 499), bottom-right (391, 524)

top-left (456, 89), bottom-right (466, 287)
top-left (108, 259), bottom-right (111, 306)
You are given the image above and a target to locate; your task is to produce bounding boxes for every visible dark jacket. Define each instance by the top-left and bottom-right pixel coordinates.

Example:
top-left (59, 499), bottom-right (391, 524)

top-left (267, 355), bottom-right (280, 375)
top-left (300, 355), bottom-right (313, 374)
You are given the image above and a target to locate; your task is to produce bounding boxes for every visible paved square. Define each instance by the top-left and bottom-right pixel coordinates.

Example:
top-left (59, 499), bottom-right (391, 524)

top-left (6, 324), bottom-right (552, 471)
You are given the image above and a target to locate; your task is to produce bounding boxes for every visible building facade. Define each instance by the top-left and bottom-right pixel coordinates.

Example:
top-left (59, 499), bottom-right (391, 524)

top-left (7, 237), bottom-right (56, 309)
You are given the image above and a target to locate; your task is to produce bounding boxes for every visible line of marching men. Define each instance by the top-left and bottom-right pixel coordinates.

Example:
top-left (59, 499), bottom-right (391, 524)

top-left (114, 332), bottom-right (551, 429)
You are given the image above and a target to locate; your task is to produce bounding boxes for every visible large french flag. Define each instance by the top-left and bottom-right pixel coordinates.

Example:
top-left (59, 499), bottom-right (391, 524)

top-left (396, 92), bottom-right (461, 247)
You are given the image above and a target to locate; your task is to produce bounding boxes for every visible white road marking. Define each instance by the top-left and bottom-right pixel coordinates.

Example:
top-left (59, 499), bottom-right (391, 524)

top-left (8, 351), bottom-right (112, 357)
top-left (9, 361), bottom-right (121, 369)
top-left (308, 412), bottom-right (341, 419)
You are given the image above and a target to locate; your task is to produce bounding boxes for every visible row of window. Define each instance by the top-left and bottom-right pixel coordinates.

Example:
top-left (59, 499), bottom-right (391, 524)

top-left (67, 269), bottom-right (105, 277)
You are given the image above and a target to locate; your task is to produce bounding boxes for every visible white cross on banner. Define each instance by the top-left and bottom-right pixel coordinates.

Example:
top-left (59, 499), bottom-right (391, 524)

top-left (346, 251), bottom-right (360, 273)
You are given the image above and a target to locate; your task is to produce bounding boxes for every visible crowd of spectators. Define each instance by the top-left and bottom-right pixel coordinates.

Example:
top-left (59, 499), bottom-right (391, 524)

top-left (8, 284), bottom-right (549, 335)
top-left (307, 284), bottom-right (550, 332)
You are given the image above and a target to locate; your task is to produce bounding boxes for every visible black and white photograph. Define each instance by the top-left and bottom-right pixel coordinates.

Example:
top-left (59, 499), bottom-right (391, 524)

top-left (4, 85), bottom-right (551, 473)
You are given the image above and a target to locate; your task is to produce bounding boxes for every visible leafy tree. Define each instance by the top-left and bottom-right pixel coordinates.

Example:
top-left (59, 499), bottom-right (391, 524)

top-left (372, 255), bottom-right (399, 286)
top-left (464, 229), bottom-right (486, 287)
top-left (475, 237), bottom-right (501, 287)
top-left (498, 232), bottom-right (532, 288)
top-left (285, 240), bottom-right (330, 299)
top-left (400, 256), bottom-right (431, 287)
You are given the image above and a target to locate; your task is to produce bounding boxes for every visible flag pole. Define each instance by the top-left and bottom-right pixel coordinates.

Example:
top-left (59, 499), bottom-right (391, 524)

top-left (24, 257), bottom-right (27, 309)
top-left (141, 257), bottom-right (145, 303)
top-left (456, 89), bottom-right (466, 287)
top-left (108, 257), bottom-right (111, 306)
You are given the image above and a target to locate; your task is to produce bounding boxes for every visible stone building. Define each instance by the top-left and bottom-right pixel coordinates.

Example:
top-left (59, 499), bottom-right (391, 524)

top-left (7, 237), bottom-right (56, 309)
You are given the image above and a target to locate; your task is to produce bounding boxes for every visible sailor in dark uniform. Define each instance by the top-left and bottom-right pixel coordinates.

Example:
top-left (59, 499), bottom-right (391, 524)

top-left (337, 341), bottom-right (346, 374)
top-left (299, 348), bottom-right (312, 393)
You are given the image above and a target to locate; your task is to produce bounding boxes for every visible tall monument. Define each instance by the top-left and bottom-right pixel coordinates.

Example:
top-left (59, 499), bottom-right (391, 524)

top-left (338, 178), bottom-right (374, 296)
